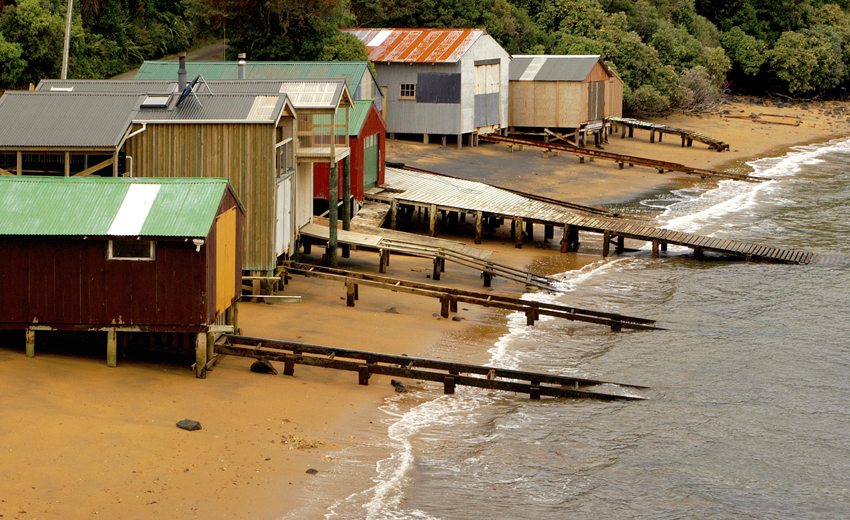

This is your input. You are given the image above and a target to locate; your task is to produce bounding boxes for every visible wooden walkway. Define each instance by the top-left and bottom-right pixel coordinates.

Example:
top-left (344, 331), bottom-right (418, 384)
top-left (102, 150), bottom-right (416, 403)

top-left (607, 116), bottom-right (731, 151)
top-left (282, 261), bottom-right (662, 330)
top-left (216, 334), bottom-right (649, 400)
top-left (369, 168), bottom-right (850, 266)
top-left (479, 134), bottom-right (761, 182)
top-left (300, 218), bottom-right (561, 291)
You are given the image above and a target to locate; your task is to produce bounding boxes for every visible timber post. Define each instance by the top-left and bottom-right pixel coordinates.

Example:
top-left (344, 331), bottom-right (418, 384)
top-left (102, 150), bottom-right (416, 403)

top-left (328, 162), bottom-right (339, 268)
top-left (194, 332), bottom-right (206, 377)
top-left (346, 279), bottom-right (356, 307)
top-left (358, 365), bottom-right (370, 385)
top-left (107, 330), bottom-right (117, 368)
top-left (525, 220), bottom-right (533, 242)
top-left (25, 328), bottom-right (35, 358)
top-left (390, 199), bottom-right (398, 230)
top-left (206, 332), bottom-right (215, 365)
top-left (440, 295), bottom-right (450, 318)
top-left (342, 157), bottom-right (351, 258)
top-left (544, 224), bottom-right (553, 242)
top-left (284, 355), bottom-right (295, 376)
top-left (652, 239), bottom-right (660, 259)
top-left (443, 375), bottom-right (456, 394)
top-left (515, 217), bottom-right (523, 248)
top-left (602, 230), bottom-right (610, 257)
top-left (483, 262), bottom-right (493, 287)
top-left (429, 204), bottom-right (438, 237)
top-left (432, 257), bottom-right (441, 281)
top-left (379, 249), bottom-right (389, 274)
top-left (616, 235), bottom-right (625, 254)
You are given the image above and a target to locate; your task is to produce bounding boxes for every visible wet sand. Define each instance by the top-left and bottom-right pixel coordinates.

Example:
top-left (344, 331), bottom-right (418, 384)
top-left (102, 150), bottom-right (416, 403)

top-left (2, 98), bottom-right (849, 519)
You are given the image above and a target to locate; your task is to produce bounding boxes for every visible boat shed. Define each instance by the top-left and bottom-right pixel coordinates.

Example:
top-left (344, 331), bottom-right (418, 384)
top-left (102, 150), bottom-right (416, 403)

top-left (509, 55), bottom-right (623, 144)
top-left (132, 60), bottom-right (383, 115)
top-left (23, 75), bottom-right (355, 272)
top-left (0, 176), bottom-right (243, 374)
top-left (314, 99), bottom-right (387, 203)
top-left (342, 28), bottom-right (510, 146)
top-left (0, 91), bottom-right (143, 177)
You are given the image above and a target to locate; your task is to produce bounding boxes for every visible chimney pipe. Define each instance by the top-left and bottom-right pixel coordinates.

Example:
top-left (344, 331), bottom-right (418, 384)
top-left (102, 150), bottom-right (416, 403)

top-left (178, 52), bottom-right (187, 92)
top-left (238, 53), bottom-right (247, 80)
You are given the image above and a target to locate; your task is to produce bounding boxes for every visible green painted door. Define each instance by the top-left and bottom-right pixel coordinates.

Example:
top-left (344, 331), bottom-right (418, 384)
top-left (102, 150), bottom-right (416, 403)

top-left (363, 133), bottom-right (379, 191)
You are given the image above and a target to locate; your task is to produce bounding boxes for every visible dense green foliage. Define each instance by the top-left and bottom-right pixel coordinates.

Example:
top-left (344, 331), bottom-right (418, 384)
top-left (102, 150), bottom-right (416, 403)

top-left (3, 0), bottom-right (850, 113)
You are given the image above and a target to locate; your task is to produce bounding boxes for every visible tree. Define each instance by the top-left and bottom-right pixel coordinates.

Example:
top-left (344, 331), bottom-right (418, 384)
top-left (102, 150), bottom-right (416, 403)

top-left (321, 32), bottom-right (369, 61)
top-left (0, 31), bottom-right (25, 87)
top-left (766, 30), bottom-right (844, 94)
top-left (0, 0), bottom-right (65, 85)
top-left (720, 25), bottom-right (766, 77)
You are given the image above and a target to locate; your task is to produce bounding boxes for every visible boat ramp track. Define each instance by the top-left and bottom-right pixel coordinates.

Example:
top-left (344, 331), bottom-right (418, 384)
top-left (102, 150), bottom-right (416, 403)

top-left (606, 116), bottom-right (731, 151)
top-left (214, 334), bottom-right (648, 401)
top-left (280, 261), bottom-right (662, 331)
top-left (479, 133), bottom-right (762, 182)
top-left (369, 168), bottom-right (849, 266)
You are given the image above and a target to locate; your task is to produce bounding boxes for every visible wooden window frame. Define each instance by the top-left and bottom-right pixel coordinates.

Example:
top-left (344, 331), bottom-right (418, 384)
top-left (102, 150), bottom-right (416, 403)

top-left (108, 239), bottom-right (156, 261)
top-left (399, 83), bottom-right (416, 100)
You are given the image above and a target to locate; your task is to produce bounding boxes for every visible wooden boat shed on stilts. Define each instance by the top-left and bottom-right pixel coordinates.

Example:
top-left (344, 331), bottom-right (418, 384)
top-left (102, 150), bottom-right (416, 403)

top-left (0, 176), bottom-right (244, 376)
top-left (508, 55), bottom-right (623, 146)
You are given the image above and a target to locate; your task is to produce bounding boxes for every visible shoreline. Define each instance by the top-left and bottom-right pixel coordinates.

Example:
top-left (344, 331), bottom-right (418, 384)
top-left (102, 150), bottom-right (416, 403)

top-left (2, 99), bottom-right (850, 519)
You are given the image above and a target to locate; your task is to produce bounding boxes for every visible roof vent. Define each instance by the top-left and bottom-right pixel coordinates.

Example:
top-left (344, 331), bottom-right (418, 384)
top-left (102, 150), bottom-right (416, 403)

top-left (238, 53), bottom-right (247, 80)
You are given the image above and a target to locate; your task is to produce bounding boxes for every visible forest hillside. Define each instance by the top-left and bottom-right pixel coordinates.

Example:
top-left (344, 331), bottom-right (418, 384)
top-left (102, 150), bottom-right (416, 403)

top-left (2, 0), bottom-right (850, 115)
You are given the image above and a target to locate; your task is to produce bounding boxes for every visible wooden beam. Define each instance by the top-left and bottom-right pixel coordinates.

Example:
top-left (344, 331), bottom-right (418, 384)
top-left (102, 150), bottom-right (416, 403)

top-left (0, 166), bottom-right (13, 176)
top-left (107, 330), bottom-right (117, 367)
top-left (73, 156), bottom-right (114, 177)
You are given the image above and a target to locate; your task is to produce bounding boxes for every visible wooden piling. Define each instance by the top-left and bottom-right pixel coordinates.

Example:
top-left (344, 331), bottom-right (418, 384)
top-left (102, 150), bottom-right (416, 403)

top-left (106, 330), bottom-right (117, 368)
top-left (25, 329), bottom-right (35, 358)
top-left (284, 356), bottom-right (295, 376)
top-left (652, 239), bottom-right (660, 259)
top-left (602, 230), bottom-right (610, 257)
top-left (432, 257), bottom-right (441, 281)
top-left (358, 365), bottom-right (370, 385)
top-left (515, 217), bottom-right (523, 249)
top-left (194, 332), bottom-right (205, 377)
top-left (346, 279), bottom-right (356, 307)
top-left (429, 204), bottom-right (438, 237)
top-left (440, 296), bottom-right (450, 318)
top-left (443, 376), bottom-right (456, 394)
top-left (525, 221), bottom-right (533, 242)
top-left (390, 199), bottom-right (398, 230)
top-left (474, 211), bottom-right (483, 244)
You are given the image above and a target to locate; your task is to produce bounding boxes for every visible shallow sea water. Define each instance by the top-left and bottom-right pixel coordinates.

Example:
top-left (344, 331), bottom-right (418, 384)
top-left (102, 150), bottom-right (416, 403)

top-left (301, 138), bottom-right (850, 519)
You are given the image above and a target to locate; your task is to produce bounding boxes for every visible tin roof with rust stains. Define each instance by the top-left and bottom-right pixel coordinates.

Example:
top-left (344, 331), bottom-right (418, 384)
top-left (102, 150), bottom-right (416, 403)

top-left (342, 28), bottom-right (485, 63)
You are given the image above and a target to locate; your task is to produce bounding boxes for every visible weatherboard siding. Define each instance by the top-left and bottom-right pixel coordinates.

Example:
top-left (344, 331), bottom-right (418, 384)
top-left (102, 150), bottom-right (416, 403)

top-left (125, 123), bottom-right (276, 271)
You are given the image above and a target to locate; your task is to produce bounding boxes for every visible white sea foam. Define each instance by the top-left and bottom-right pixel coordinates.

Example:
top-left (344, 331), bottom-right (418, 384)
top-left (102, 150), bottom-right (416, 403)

top-left (327, 137), bottom-right (850, 519)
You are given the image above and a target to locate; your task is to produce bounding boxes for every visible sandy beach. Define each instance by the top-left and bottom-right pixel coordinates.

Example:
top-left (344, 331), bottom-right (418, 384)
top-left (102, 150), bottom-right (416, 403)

top-left (2, 97), bottom-right (849, 519)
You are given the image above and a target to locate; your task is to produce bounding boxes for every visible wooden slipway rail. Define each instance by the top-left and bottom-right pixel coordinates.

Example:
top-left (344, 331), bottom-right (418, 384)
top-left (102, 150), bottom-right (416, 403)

top-left (217, 334), bottom-right (648, 401)
top-left (479, 133), bottom-right (764, 182)
top-left (282, 262), bottom-right (662, 331)
top-left (607, 116), bottom-right (731, 151)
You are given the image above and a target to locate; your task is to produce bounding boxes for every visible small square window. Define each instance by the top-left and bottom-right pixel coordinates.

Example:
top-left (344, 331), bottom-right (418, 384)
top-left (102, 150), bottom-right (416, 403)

top-left (108, 240), bottom-right (155, 261)
top-left (399, 83), bottom-right (416, 100)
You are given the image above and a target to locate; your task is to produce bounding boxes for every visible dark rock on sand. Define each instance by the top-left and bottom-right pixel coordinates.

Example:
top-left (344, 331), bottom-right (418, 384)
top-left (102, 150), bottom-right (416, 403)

top-left (250, 358), bottom-right (278, 375)
top-left (176, 419), bottom-right (202, 431)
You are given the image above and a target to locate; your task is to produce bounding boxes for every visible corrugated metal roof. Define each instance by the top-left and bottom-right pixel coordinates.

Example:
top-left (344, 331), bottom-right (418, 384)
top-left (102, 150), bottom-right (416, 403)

top-left (277, 80), bottom-right (348, 109)
top-left (341, 28), bottom-right (484, 63)
top-left (0, 92), bottom-right (141, 148)
top-left (0, 176), bottom-right (233, 237)
top-left (378, 168), bottom-right (575, 223)
top-left (510, 55), bottom-right (606, 82)
top-left (133, 61), bottom-right (377, 94)
top-left (36, 80), bottom-right (178, 93)
top-left (134, 93), bottom-right (287, 122)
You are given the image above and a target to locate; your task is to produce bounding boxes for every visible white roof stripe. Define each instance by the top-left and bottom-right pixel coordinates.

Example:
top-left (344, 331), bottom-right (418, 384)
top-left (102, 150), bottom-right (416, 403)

top-left (519, 57), bottom-right (547, 81)
top-left (107, 184), bottom-right (161, 236)
top-left (367, 30), bottom-right (393, 47)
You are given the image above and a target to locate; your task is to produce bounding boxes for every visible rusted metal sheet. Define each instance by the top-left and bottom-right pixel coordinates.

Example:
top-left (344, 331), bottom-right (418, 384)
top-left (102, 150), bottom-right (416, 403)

top-left (343, 29), bottom-right (483, 63)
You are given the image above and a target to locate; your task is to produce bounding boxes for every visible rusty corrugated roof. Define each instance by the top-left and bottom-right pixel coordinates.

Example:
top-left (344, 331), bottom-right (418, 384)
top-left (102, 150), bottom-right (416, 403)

top-left (342, 28), bottom-right (484, 63)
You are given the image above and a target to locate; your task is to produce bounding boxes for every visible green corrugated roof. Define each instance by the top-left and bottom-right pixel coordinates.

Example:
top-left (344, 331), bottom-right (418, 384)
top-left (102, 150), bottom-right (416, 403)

top-left (0, 177), bottom-right (236, 237)
top-left (348, 100), bottom-right (374, 135)
top-left (135, 61), bottom-right (376, 96)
